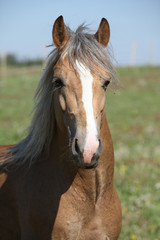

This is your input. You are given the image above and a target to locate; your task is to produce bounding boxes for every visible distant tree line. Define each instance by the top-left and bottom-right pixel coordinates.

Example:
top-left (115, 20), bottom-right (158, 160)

top-left (0, 53), bottom-right (43, 66)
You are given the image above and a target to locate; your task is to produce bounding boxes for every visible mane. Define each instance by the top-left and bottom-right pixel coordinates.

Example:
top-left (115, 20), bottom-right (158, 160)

top-left (0, 24), bottom-right (117, 172)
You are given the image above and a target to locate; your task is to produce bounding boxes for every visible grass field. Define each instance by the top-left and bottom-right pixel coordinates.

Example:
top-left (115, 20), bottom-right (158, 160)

top-left (0, 65), bottom-right (160, 239)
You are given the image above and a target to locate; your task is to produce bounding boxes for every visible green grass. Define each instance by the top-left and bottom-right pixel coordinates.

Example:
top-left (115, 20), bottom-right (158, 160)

top-left (0, 65), bottom-right (160, 239)
top-left (0, 67), bottom-right (39, 144)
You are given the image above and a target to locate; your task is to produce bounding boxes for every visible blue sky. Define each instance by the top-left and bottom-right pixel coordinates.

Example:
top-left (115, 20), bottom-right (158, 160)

top-left (0, 0), bottom-right (160, 65)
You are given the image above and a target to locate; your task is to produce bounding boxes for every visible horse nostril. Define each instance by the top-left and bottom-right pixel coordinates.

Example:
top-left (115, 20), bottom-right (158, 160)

top-left (75, 138), bottom-right (80, 155)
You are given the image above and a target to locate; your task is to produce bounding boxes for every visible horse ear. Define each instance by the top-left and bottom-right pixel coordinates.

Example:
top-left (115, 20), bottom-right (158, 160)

top-left (94, 18), bottom-right (110, 47)
top-left (52, 16), bottom-right (69, 49)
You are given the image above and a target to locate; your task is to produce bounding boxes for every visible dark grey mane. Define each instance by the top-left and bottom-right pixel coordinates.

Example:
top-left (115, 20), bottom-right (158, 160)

top-left (0, 24), bottom-right (117, 172)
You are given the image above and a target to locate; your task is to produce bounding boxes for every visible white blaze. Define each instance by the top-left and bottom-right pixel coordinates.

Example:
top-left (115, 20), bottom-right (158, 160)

top-left (76, 61), bottom-right (99, 164)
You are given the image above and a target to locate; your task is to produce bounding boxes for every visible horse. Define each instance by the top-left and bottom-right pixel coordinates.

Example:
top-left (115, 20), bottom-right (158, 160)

top-left (0, 16), bottom-right (122, 240)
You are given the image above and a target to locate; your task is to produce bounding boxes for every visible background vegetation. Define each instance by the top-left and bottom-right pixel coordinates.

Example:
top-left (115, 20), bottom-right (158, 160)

top-left (0, 54), bottom-right (43, 66)
top-left (0, 64), bottom-right (160, 239)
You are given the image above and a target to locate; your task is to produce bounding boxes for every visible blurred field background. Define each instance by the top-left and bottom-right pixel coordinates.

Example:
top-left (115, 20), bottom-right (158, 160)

top-left (0, 64), bottom-right (160, 239)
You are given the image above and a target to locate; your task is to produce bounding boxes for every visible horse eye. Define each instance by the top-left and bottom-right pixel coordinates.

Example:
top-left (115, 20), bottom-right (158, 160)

top-left (102, 80), bottom-right (110, 90)
top-left (53, 78), bottom-right (65, 89)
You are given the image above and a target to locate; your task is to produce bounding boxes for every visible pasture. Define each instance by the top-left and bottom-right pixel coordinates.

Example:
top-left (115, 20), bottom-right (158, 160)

top-left (0, 65), bottom-right (160, 239)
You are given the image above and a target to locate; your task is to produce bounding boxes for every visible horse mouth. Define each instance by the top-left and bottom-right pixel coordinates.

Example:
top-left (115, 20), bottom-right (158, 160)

top-left (85, 161), bottom-right (98, 169)
top-left (71, 152), bottom-right (100, 169)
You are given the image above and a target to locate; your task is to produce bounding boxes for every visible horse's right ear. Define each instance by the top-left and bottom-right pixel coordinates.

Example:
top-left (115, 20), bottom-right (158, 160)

top-left (52, 16), bottom-right (69, 49)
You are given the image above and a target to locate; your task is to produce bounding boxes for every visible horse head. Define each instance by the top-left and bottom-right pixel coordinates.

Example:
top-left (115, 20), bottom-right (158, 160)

top-left (52, 16), bottom-right (111, 169)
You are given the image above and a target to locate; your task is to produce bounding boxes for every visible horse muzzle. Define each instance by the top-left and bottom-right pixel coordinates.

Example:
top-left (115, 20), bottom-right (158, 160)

top-left (71, 138), bottom-right (102, 168)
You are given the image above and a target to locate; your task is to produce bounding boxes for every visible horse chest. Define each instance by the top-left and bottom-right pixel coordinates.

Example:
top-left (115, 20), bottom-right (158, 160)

top-left (51, 194), bottom-right (110, 240)
top-left (52, 211), bottom-right (109, 240)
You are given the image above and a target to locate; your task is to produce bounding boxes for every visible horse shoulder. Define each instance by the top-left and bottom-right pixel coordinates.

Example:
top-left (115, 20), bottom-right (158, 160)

top-left (95, 186), bottom-right (122, 239)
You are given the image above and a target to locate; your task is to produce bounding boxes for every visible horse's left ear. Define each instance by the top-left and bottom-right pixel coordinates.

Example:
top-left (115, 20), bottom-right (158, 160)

top-left (52, 15), bottom-right (69, 49)
top-left (94, 18), bottom-right (110, 47)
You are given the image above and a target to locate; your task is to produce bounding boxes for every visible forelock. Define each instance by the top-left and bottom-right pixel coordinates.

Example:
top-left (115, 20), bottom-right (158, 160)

top-left (61, 24), bottom-right (118, 84)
